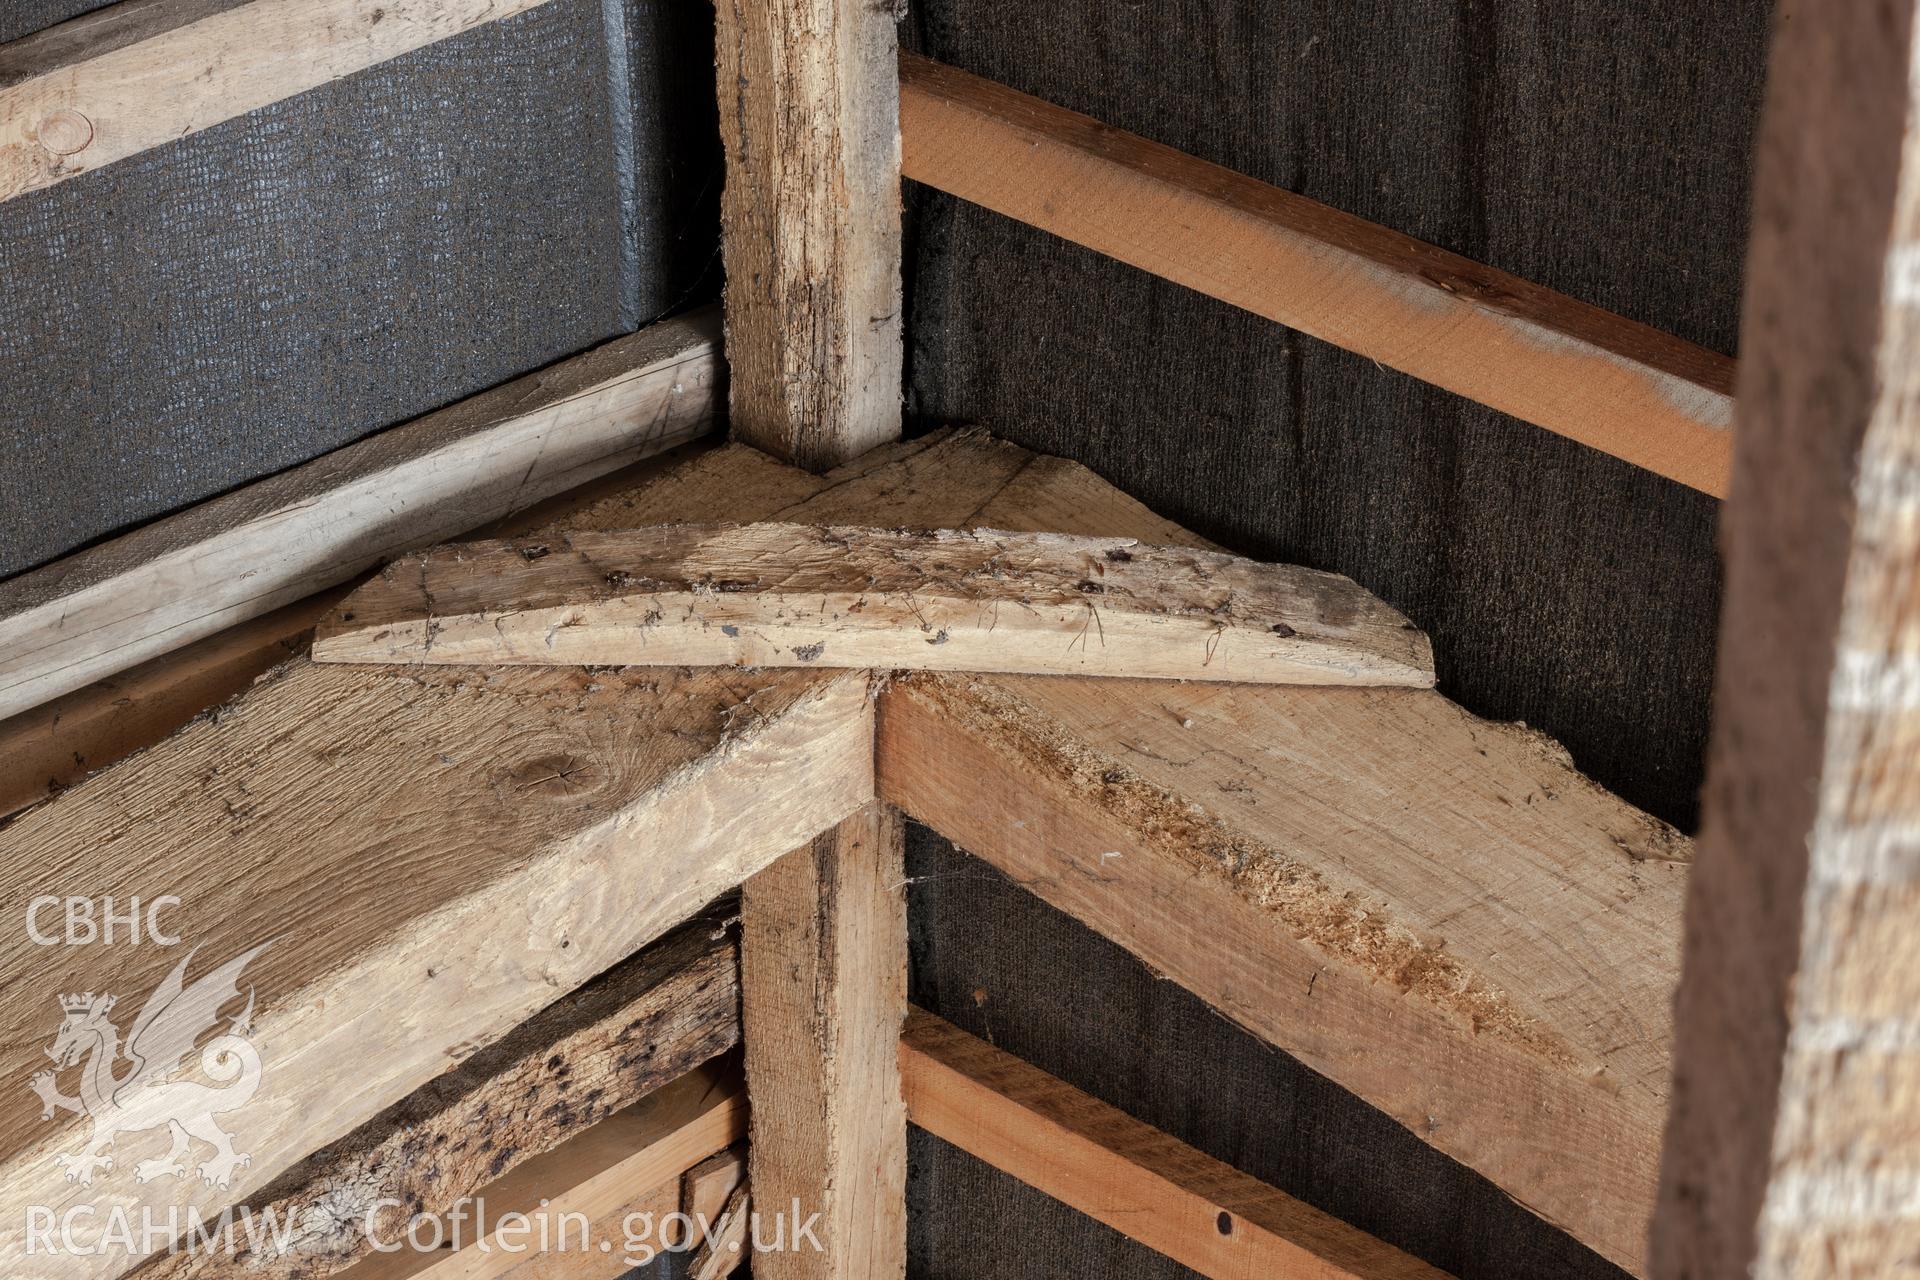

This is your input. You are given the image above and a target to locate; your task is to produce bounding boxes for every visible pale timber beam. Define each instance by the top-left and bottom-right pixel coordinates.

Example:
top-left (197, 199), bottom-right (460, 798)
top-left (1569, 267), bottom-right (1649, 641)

top-left (8, 429), bottom-right (1692, 1280)
top-left (310, 524), bottom-right (1436, 688)
top-left (712, 0), bottom-right (903, 469)
top-left (902, 1008), bottom-right (1452, 1280)
top-left (0, 441), bottom-right (872, 1280)
top-left (900, 53), bottom-right (1736, 496)
top-left (580, 428), bottom-right (1685, 1273)
top-left (339, 1056), bottom-right (746, 1280)
top-left (0, 311), bottom-right (722, 725)
top-left (1652, 5), bottom-right (1920, 1278)
top-left (0, 0), bottom-right (564, 202)
top-left (740, 804), bottom-right (908, 1279)
top-left (138, 906), bottom-right (741, 1280)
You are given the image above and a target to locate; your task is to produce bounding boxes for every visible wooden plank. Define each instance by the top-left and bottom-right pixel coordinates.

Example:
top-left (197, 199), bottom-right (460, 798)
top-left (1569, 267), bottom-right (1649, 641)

top-left (497, 1183), bottom-right (678, 1280)
top-left (736, 429), bottom-right (1687, 1274)
top-left (902, 1008), bottom-right (1451, 1280)
top-left (0, 439), bottom-right (730, 824)
top-left (0, 0), bottom-right (558, 201)
top-left (878, 673), bottom-right (1683, 1275)
top-left (0, 311), bottom-right (721, 725)
top-left (899, 52), bottom-right (1736, 497)
top-left (687, 1182), bottom-right (751, 1280)
top-left (1, 670), bottom-right (869, 1280)
top-left (1651, 6), bottom-right (1920, 1278)
top-left (310, 524), bottom-right (1435, 688)
top-left (339, 1056), bottom-right (746, 1280)
top-left (712, 0), bottom-right (902, 469)
top-left (741, 804), bottom-right (908, 1279)
top-left (139, 904), bottom-right (741, 1280)
top-left (677, 1145), bottom-right (747, 1250)
top-left (3, 662), bottom-right (865, 1280)
top-left (0, 593), bottom-right (330, 821)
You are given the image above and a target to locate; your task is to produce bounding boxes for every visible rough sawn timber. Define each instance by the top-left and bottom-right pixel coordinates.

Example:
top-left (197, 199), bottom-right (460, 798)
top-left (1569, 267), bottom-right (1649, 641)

top-left (0, 312), bottom-right (721, 724)
top-left (1653, 2), bottom-right (1920, 1276)
top-left (900, 53), bottom-right (1735, 496)
top-left (902, 1008), bottom-right (1452, 1280)
top-left (662, 428), bottom-right (1681, 1274)
top-left (311, 523), bottom-right (1435, 687)
top-left (541, 428), bottom-right (1686, 1273)
top-left (741, 805), bottom-right (908, 1279)
top-left (7, 428), bottom-right (1687, 1280)
top-left (343, 1056), bottom-right (746, 1280)
top-left (712, 0), bottom-right (902, 469)
top-left (0, 438), bottom-right (871, 1280)
top-left (139, 904), bottom-right (742, 1280)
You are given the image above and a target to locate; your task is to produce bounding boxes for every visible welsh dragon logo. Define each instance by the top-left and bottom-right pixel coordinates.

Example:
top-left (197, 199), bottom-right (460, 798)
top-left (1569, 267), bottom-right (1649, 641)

top-left (30, 945), bottom-right (268, 1190)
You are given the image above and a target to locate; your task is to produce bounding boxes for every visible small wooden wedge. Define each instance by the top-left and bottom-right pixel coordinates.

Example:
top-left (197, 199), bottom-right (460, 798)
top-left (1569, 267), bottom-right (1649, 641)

top-left (312, 524), bottom-right (1435, 687)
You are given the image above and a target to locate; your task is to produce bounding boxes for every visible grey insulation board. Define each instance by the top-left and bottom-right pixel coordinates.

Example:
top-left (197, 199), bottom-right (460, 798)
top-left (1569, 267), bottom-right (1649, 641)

top-left (0, 0), bottom-right (118, 45)
top-left (903, 0), bottom-right (1773, 831)
top-left (0, 0), bottom-right (721, 580)
top-left (904, 824), bottom-right (1627, 1280)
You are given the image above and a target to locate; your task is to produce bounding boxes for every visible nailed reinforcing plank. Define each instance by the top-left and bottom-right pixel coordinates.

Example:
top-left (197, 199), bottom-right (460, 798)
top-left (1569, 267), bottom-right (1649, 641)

top-left (0, 311), bottom-right (721, 725)
top-left (712, 0), bottom-right (902, 469)
top-left (0, 0), bottom-right (559, 201)
top-left (899, 52), bottom-right (1736, 496)
top-left (339, 1056), bottom-right (745, 1280)
top-left (310, 524), bottom-right (1435, 688)
top-left (1653, 5), bottom-right (1920, 1277)
top-left (902, 1008), bottom-right (1451, 1280)
top-left (140, 905), bottom-right (741, 1280)
top-left (741, 805), bottom-right (908, 1280)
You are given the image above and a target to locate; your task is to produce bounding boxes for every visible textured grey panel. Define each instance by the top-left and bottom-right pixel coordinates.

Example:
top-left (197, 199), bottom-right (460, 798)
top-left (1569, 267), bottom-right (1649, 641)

top-left (905, 0), bottom-right (1771, 829)
top-left (0, 0), bottom-right (720, 579)
top-left (905, 824), bottom-right (1627, 1280)
top-left (910, 1129), bottom-right (1201, 1280)
top-left (0, 0), bottom-right (119, 44)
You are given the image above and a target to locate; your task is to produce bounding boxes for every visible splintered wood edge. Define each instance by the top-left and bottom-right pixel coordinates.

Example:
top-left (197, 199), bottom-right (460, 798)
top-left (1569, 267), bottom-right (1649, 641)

top-left (309, 524), bottom-right (1437, 688)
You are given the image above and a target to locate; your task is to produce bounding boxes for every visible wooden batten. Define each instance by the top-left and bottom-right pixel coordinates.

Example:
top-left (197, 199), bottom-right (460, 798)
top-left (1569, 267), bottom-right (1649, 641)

top-left (899, 53), bottom-right (1735, 496)
top-left (311, 524), bottom-right (1435, 688)
top-left (903, 1008), bottom-right (1452, 1280)
top-left (0, 312), bottom-right (721, 726)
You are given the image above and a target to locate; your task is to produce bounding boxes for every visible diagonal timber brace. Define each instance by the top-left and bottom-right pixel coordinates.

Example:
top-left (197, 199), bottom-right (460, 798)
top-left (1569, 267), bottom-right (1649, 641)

top-left (0, 431), bottom-right (1683, 1280)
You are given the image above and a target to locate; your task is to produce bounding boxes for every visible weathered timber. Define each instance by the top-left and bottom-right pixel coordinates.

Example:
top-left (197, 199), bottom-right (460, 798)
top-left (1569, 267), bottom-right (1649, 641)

top-left (310, 524), bottom-right (1434, 688)
top-left (711, 0), bottom-right (902, 470)
top-left (138, 905), bottom-right (741, 1280)
top-left (0, 312), bottom-right (721, 724)
top-left (1652, 3), bottom-right (1920, 1277)
top-left (341, 1056), bottom-right (745, 1280)
top-left (741, 805), bottom-right (908, 1279)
